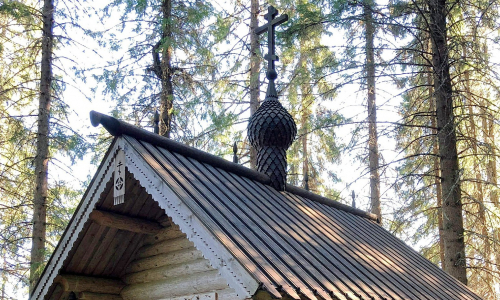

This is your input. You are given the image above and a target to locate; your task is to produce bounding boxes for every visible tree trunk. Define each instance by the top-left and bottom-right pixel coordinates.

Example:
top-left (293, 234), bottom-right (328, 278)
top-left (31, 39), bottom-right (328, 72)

top-left (301, 77), bottom-right (311, 191)
top-left (364, 0), bottom-right (381, 222)
top-left (429, 0), bottom-right (467, 284)
top-left (249, 0), bottom-right (260, 169)
top-left (428, 70), bottom-right (446, 270)
top-left (485, 115), bottom-right (498, 206)
top-left (159, 0), bottom-right (174, 138)
top-left (30, 0), bottom-right (54, 291)
top-left (302, 131), bottom-right (309, 191)
top-left (464, 51), bottom-right (492, 288)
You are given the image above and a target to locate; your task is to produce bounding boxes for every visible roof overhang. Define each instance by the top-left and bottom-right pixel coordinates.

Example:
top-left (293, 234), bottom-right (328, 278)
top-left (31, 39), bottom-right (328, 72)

top-left (31, 136), bottom-right (261, 300)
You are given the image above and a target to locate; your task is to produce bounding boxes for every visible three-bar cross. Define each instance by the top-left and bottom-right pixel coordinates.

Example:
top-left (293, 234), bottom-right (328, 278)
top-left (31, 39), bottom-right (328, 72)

top-left (255, 6), bottom-right (288, 81)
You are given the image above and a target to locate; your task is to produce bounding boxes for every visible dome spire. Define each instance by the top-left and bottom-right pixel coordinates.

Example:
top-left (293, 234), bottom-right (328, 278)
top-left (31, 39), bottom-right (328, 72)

top-left (248, 5), bottom-right (296, 191)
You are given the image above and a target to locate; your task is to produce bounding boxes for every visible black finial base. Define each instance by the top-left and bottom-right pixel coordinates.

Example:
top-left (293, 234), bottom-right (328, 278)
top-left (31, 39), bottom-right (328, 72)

top-left (257, 146), bottom-right (287, 191)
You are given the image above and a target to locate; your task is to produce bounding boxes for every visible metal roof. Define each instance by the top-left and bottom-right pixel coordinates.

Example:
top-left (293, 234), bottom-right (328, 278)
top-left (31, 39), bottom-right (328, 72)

top-left (33, 112), bottom-right (482, 300)
top-left (121, 132), bottom-right (481, 300)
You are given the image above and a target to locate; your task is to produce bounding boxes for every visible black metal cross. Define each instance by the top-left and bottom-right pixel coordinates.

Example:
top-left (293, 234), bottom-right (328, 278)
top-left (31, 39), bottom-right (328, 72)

top-left (255, 6), bottom-right (288, 80)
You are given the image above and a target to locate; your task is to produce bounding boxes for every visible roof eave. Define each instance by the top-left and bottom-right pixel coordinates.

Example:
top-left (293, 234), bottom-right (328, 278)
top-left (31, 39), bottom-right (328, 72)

top-left (90, 111), bottom-right (379, 223)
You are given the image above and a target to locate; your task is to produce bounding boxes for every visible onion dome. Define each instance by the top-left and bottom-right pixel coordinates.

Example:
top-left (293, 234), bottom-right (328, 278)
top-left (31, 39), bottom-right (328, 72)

top-left (248, 95), bottom-right (296, 191)
top-left (248, 5), bottom-right (296, 191)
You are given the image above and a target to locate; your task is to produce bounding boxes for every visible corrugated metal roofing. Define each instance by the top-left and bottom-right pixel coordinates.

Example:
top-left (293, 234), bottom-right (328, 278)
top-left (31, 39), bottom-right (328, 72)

top-left (123, 134), bottom-right (482, 300)
top-left (32, 112), bottom-right (482, 300)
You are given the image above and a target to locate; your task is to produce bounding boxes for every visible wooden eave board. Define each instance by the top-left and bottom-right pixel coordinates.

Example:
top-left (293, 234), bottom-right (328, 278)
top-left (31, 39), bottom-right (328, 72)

top-left (31, 138), bottom-right (120, 300)
top-left (59, 171), bottom-right (164, 279)
top-left (123, 135), bottom-right (482, 300)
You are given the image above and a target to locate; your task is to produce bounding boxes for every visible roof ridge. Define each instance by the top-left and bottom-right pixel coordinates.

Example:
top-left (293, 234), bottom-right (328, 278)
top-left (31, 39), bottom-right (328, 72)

top-left (90, 110), bottom-right (379, 223)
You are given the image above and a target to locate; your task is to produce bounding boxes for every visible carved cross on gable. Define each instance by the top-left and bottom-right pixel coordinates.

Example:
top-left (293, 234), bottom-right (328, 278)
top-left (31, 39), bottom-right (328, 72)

top-left (255, 6), bottom-right (288, 81)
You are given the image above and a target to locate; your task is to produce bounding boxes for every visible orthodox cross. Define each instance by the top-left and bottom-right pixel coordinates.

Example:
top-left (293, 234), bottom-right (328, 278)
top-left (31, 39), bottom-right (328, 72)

top-left (255, 6), bottom-right (288, 82)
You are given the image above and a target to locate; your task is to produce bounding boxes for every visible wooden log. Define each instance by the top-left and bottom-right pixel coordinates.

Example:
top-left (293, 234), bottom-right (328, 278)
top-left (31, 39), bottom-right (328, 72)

top-left (136, 236), bottom-right (193, 259)
top-left (55, 274), bottom-right (125, 294)
top-left (47, 283), bottom-right (65, 300)
top-left (127, 248), bottom-right (203, 273)
top-left (157, 215), bottom-right (172, 227)
top-left (143, 225), bottom-right (184, 245)
top-left (158, 291), bottom-right (217, 300)
top-left (124, 258), bottom-right (213, 284)
top-left (216, 288), bottom-right (240, 300)
top-left (77, 292), bottom-right (123, 300)
top-left (120, 270), bottom-right (228, 300)
top-left (89, 210), bottom-right (163, 235)
top-left (157, 288), bottom-right (239, 300)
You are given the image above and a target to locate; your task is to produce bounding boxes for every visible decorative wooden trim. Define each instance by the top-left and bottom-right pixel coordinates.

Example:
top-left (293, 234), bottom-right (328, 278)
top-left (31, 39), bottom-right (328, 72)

top-left (89, 210), bottom-right (162, 235)
top-left (31, 141), bottom-right (120, 300)
top-left (121, 137), bottom-right (261, 299)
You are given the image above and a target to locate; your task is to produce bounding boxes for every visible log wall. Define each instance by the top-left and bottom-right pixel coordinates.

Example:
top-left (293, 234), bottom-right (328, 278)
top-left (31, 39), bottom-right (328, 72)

top-left (120, 225), bottom-right (239, 300)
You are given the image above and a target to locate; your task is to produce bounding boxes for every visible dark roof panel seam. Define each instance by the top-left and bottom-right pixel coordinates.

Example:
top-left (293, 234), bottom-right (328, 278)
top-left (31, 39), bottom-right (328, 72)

top-left (344, 211), bottom-right (482, 300)
top-left (330, 208), bottom-right (469, 299)
top-left (137, 141), bottom-right (302, 297)
top-left (313, 202), bottom-right (472, 300)
top-left (165, 148), bottom-right (325, 300)
top-left (307, 200), bottom-right (453, 300)
top-left (261, 187), bottom-right (410, 300)
top-left (234, 175), bottom-right (387, 300)
top-left (196, 161), bottom-right (351, 300)
top-left (282, 193), bottom-right (429, 300)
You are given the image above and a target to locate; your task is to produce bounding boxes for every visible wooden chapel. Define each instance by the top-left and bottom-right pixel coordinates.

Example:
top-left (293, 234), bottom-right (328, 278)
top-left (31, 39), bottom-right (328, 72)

top-left (31, 6), bottom-right (482, 300)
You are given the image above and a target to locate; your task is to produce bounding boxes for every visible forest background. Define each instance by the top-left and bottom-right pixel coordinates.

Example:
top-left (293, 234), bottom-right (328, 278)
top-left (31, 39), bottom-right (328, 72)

top-left (1, 0), bottom-right (499, 298)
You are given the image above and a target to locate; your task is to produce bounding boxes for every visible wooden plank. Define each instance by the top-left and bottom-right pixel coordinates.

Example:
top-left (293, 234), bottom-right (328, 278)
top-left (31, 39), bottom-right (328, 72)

top-left (65, 222), bottom-right (99, 273)
top-left (158, 291), bottom-right (216, 300)
top-left (100, 232), bottom-right (139, 277)
top-left (107, 192), bottom-right (158, 277)
top-left (123, 185), bottom-right (150, 218)
top-left (70, 224), bottom-right (108, 274)
top-left (113, 232), bottom-right (146, 277)
top-left (156, 215), bottom-right (172, 227)
top-left (84, 227), bottom-right (118, 274)
top-left (55, 274), bottom-right (125, 294)
top-left (157, 289), bottom-right (239, 300)
top-left (95, 180), bottom-right (113, 211)
top-left (91, 229), bottom-right (128, 276)
top-left (89, 210), bottom-right (162, 235)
